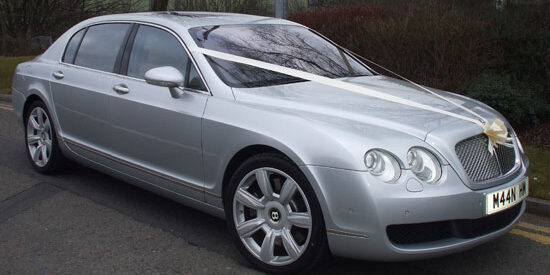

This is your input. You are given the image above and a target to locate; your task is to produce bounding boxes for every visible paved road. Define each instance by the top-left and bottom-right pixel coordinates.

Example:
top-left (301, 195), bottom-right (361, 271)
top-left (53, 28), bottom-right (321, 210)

top-left (1, 102), bottom-right (549, 274)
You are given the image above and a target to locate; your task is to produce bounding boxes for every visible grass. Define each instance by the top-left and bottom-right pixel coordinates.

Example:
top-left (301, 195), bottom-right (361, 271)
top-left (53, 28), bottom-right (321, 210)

top-left (525, 146), bottom-right (550, 201)
top-left (0, 56), bottom-right (35, 94)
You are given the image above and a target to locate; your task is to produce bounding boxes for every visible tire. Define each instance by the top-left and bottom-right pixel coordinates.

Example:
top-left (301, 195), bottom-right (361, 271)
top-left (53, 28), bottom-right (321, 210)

top-left (224, 153), bottom-right (329, 274)
top-left (24, 100), bottom-right (66, 173)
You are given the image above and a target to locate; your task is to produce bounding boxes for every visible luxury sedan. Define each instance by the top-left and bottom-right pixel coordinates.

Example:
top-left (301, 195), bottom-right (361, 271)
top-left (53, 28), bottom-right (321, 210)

top-left (11, 12), bottom-right (529, 273)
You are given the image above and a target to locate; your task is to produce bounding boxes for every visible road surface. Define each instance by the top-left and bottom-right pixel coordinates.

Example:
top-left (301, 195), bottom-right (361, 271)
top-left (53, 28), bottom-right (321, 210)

top-left (1, 102), bottom-right (549, 274)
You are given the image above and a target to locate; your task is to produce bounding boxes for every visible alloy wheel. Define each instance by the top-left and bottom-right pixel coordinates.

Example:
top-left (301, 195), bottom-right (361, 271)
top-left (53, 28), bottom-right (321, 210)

top-left (26, 107), bottom-right (52, 167)
top-left (232, 167), bottom-right (313, 266)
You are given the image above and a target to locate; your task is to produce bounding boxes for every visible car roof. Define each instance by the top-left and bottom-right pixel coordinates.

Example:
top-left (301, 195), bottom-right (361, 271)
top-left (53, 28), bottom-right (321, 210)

top-left (39, 11), bottom-right (302, 64)
top-left (84, 11), bottom-right (300, 29)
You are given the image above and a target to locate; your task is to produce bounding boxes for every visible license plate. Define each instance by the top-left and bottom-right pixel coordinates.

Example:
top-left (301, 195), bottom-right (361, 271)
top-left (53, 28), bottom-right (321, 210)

top-left (485, 177), bottom-right (528, 215)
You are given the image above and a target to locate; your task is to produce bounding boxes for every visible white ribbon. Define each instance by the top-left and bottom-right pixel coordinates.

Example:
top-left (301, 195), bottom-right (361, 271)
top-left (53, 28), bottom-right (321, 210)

top-left (191, 47), bottom-right (513, 153)
top-left (483, 119), bottom-right (515, 155)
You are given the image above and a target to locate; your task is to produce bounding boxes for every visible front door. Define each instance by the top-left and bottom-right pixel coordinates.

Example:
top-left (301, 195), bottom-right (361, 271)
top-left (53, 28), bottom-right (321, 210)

top-left (108, 24), bottom-right (209, 200)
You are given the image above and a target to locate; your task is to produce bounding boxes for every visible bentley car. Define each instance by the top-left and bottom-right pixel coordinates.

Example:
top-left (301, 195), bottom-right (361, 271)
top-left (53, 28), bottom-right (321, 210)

top-left (11, 12), bottom-right (529, 273)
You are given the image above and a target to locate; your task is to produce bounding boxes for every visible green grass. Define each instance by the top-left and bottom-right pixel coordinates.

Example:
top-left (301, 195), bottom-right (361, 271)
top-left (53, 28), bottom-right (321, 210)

top-left (0, 56), bottom-right (35, 94)
top-left (525, 146), bottom-right (550, 201)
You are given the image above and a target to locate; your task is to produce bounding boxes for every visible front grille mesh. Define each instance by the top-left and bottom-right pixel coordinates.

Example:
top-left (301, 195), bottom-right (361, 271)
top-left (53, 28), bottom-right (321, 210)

top-left (455, 134), bottom-right (517, 182)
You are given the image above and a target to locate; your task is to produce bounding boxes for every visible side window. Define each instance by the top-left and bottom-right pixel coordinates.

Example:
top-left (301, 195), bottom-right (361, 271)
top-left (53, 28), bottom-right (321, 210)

top-left (62, 28), bottom-right (85, 64)
top-left (74, 24), bottom-right (131, 72)
top-left (127, 25), bottom-right (188, 79)
top-left (186, 64), bottom-right (207, 91)
top-left (127, 25), bottom-right (206, 91)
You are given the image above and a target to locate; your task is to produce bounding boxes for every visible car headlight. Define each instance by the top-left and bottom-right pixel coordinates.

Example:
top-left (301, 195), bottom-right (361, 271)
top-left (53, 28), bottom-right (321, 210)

top-left (364, 149), bottom-right (401, 183)
top-left (407, 147), bottom-right (441, 184)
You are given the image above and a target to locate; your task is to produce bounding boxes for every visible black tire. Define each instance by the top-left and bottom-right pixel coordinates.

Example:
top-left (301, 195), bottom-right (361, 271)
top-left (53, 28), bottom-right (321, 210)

top-left (224, 153), bottom-right (329, 274)
top-left (24, 100), bottom-right (66, 173)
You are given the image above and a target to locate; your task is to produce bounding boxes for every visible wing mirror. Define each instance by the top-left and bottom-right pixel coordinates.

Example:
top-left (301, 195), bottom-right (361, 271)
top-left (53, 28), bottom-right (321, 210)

top-left (144, 66), bottom-right (185, 98)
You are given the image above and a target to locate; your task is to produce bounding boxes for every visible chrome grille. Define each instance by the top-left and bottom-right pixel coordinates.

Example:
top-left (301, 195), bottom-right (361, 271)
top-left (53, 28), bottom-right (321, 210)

top-left (455, 134), bottom-right (517, 182)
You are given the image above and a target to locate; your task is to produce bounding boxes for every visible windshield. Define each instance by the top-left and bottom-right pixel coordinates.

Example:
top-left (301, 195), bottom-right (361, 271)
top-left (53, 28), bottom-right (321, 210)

top-left (189, 24), bottom-right (374, 88)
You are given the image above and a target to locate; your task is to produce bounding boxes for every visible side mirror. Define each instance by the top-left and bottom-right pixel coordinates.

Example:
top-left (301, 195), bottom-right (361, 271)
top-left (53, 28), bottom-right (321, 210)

top-left (144, 66), bottom-right (185, 98)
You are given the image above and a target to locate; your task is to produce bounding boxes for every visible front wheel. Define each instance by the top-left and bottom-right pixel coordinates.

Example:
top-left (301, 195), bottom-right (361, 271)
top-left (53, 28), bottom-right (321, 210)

top-left (225, 153), bottom-right (328, 274)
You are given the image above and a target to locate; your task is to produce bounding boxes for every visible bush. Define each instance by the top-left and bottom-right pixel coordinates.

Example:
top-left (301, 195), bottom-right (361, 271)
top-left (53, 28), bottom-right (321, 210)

top-left (289, 1), bottom-right (550, 129)
top-left (290, 2), bottom-right (495, 93)
top-left (466, 72), bottom-right (548, 127)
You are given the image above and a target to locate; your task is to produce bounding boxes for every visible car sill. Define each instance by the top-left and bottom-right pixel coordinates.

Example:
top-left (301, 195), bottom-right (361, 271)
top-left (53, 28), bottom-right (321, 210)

top-left (62, 137), bottom-right (221, 198)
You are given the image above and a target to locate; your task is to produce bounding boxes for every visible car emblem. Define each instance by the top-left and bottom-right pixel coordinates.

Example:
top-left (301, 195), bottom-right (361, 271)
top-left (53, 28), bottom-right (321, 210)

top-left (271, 210), bottom-right (280, 222)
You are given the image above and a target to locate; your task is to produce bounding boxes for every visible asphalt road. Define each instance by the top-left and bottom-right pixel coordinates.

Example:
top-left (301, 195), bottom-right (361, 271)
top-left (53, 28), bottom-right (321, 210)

top-left (1, 102), bottom-right (550, 274)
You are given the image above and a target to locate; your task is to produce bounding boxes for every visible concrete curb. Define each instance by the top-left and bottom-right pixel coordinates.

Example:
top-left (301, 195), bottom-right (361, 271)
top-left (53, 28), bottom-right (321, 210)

top-left (526, 197), bottom-right (550, 218)
top-left (0, 94), bottom-right (12, 103)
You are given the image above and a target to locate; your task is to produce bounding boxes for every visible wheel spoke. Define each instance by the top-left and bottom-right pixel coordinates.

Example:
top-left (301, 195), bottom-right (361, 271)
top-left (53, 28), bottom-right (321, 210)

top-left (281, 229), bottom-right (300, 259)
top-left (27, 135), bottom-right (41, 145)
top-left (235, 189), bottom-right (264, 209)
top-left (32, 145), bottom-right (42, 163)
top-left (43, 119), bottom-right (51, 133)
top-left (36, 109), bottom-right (44, 127)
top-left (288, 212), bottom-right (312, 229)
top-left (256, 169), bottom-right (273, 200)
top-left (44, 139), bottom-right (52, 152)
top-left (279, 178), bottom-right (297, 205)
top-left (29, 116), bottom-right (40, 130)
top-left (259, 229), bottom-right (276, 262)
top-left (41, 144), bottom-right (48, 163)
top-left (236, 218), bottom-right (264, 237)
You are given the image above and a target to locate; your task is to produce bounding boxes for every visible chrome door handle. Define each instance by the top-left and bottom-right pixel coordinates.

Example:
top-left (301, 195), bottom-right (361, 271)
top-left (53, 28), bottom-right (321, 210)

top-left (113, 84), bottom-right (130, 94)
top-left (52, 71), bottom-right (64, 79)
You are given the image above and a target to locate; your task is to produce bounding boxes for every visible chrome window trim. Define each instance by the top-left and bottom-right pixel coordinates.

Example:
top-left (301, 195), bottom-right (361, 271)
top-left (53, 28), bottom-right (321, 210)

top-left (58, 20), bottom-right (212, 96)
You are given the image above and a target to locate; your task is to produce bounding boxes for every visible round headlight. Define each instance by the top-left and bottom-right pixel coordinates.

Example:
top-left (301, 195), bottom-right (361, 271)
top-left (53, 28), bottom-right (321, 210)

top-left (364, 149), bottom-right (401, 183)
top-left (407, 148), bottom-right (441, 184)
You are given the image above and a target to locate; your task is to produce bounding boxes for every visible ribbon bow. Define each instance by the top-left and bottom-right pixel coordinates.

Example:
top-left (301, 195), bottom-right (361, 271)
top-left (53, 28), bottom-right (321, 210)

top-left (483, 119), bottom-right (514, 155)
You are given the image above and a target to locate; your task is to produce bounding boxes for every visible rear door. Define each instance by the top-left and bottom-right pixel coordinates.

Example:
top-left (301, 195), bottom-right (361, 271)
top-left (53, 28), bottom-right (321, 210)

top-left (108, 24), bottom-right (209, 199)
top-left (50, 23), bottom-right (132, 152)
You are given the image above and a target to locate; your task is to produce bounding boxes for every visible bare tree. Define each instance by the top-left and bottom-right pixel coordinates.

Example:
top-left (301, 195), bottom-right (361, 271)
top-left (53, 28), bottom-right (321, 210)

top-left (174, 0), bottom-right (182, 10)
top-left (0, 0), bottom-right (140, 56)
top-left (225, 0), bottom-right (232, 12)
top-left (151, 0), bottom-right (169, 11)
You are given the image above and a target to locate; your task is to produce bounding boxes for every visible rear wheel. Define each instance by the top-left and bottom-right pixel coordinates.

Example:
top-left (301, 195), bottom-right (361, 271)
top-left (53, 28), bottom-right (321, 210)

top-left (225, 153), bottom-right (328, 274)
top-left (24, 100), bottom-right (66, 173)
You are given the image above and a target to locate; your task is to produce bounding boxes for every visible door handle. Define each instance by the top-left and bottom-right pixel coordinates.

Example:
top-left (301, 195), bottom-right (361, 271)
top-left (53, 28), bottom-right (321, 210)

top-left (113, 84), bottom-right (130, 94)
top-left (52, 71), bottom-right (64, 79)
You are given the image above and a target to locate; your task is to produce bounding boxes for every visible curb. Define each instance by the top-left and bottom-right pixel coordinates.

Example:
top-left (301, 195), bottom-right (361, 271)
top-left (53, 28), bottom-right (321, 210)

top-left (526, 197), bottom-right (550, 218)
top-left (0, 94), bottom-right (12, 103)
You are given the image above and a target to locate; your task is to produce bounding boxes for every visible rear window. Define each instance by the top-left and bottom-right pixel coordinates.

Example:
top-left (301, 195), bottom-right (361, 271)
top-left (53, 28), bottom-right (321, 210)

top-left (74, 24), bottom-right (131, 73)
top-left (62, 28), bottom-right (85, 64)
top-left (189, 24), bottom-right (373, 88)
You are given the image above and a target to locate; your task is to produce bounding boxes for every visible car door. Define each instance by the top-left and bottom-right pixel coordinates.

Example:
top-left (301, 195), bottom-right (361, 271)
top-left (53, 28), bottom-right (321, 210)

top-left (50, 23), bottom-right (132, 152)
top-left (108, 24), bottom-right (209, 200)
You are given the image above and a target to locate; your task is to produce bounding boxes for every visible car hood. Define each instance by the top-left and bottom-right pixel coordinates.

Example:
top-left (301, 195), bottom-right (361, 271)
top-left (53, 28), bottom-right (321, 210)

top-left (232, 75), bottom-right (503, 141)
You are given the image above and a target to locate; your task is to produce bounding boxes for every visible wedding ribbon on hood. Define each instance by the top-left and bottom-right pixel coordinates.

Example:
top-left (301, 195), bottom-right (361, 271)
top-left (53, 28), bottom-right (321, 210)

top-left (191, 47), bottom-right (514, 155)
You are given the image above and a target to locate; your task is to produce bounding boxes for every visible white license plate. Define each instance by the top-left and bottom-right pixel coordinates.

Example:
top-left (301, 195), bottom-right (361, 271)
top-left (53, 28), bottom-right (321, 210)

top-left (485, 177), bottom-right (528, 215)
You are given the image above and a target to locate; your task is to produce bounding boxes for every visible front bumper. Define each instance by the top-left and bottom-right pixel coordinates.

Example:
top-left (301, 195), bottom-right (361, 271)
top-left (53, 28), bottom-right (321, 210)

top-left (302, 161), bottom-right (528, 261)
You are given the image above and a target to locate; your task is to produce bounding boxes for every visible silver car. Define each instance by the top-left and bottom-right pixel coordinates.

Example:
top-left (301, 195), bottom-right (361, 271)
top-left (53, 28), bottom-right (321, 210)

top-left (12, 12), bottom-right (529, 273)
